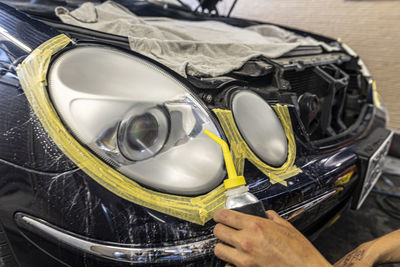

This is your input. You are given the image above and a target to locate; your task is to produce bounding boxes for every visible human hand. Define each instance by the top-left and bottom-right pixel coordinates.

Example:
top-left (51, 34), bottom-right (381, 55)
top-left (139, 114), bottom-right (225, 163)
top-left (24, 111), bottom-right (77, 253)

top-left (213, 209), bottom-right (332, 267)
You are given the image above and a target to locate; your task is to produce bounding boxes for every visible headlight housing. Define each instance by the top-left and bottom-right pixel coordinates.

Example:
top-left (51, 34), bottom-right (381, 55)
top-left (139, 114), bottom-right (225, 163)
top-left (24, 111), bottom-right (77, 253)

top-left (48, 45), bottom-right (225, 195)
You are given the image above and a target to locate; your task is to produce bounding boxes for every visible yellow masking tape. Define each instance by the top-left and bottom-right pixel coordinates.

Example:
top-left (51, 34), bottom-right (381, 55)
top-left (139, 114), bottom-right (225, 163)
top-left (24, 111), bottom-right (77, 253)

top-left (372, 81), bottom-right (383, 109)
top-left (213, 106), bottom-right (302, 186)
top-left (17, 34), bottom-right (301, 225)
top-left (334, 170), bottom-right (354, 186)
top-left (16, 34), bottom-right (226, 225)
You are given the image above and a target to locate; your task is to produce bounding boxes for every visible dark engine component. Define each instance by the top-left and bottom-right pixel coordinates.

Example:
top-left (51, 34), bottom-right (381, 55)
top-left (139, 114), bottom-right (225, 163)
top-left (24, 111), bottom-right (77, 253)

top-left (283, 62), bottom-right (364, 141)
top-left (298, 92), bottom-right (320, 135)
top-left (313, 64), bottom-right (349, 137)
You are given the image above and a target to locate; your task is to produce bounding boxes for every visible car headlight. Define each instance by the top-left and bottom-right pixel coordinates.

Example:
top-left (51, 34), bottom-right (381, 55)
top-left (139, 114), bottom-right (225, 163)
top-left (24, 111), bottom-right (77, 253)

top-left (47, 46), bottom-right (225, 195)
top-left (231, 90), bottom-right (288, 167)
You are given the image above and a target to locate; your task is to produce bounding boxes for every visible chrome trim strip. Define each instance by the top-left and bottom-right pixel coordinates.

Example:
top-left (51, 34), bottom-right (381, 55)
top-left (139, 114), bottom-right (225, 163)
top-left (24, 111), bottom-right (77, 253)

top-left (279, 190), bottom-right (337, 221)
top-left (15, 213), bottom-right (216, 263)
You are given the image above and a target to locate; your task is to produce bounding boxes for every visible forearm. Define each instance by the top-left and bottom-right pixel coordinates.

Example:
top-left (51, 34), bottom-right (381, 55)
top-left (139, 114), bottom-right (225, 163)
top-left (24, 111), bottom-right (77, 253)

top-left (371, 229), bottom-right (400, 265)
top-left (334, 229), bottom-right (400, 267)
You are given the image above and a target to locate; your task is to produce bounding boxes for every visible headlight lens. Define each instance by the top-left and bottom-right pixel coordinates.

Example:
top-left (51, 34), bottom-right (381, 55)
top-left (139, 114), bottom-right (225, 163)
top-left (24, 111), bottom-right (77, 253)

top-left (231, 90), bottom-right (288, 167)
top-left (48, 46), bottom-right (225, 195)
top-left (118, 106), bottom-right (169, 161)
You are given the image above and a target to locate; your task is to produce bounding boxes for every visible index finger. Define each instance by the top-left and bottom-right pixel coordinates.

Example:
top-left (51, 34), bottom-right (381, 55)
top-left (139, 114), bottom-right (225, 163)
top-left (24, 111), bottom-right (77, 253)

top-left (213, 209), bottom-right (264, 230)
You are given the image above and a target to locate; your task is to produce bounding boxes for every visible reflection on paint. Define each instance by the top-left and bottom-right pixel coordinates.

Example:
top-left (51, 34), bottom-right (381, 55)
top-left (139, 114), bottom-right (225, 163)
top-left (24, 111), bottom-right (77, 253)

top-left (0, 26), bottom-right (31, 52)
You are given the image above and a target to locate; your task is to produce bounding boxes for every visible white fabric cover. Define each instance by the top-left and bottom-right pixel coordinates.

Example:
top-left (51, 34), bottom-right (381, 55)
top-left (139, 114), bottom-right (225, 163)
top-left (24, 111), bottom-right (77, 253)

top-left (56, 1), bottom-right (337, 77)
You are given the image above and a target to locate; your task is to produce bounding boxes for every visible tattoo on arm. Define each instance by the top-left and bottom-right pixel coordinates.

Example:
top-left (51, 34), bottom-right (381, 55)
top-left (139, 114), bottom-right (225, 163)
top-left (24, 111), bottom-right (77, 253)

top-left (336, 249), bottom-right (365, 267)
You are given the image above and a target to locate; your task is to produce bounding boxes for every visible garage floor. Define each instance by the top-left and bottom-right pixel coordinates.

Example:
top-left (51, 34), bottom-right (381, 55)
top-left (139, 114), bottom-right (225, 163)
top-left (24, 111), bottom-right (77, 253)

top-left (313, 173), bottom-right (400, 266)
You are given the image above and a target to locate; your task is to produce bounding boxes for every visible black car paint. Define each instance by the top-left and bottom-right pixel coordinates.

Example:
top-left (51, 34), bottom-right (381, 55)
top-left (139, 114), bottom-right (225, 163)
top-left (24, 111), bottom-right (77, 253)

top-left (0, 2), bottom-right (387, 266)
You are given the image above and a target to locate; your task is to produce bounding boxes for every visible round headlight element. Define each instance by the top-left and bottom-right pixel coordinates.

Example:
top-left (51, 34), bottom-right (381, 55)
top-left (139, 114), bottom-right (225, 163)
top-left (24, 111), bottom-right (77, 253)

top-left (231, 90), bottom-right (288, 167)
top-left (119, 106), bottom-right (169, 161)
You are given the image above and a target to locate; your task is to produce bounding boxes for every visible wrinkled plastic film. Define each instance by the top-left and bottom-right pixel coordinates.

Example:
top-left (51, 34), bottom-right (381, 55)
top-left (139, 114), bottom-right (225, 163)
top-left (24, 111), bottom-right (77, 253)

top-left (16, 34), bottom-right (227, 225)
top-left (213, 105), bottom-right (302, 186)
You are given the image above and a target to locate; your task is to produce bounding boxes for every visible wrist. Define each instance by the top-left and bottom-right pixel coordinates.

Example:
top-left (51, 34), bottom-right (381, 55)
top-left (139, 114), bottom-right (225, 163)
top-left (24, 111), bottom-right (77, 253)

top-left (368, 230), bottom-right (400, 265)
top-left (361, 239), bottom-right (385, 265)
